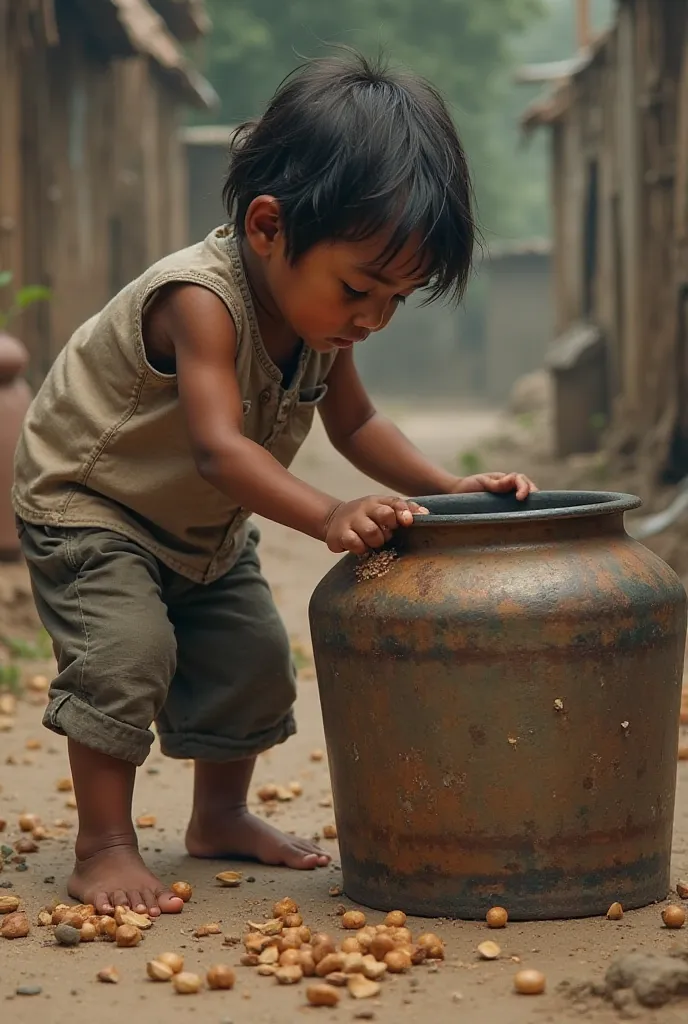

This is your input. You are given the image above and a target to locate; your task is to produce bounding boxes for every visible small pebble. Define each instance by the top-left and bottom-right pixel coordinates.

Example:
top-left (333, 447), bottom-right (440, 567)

top-left (0, 881), bottom-right (13, 889)
top-left (16, 986), bottom-right (42, 996)
top-left (16, 863), bottom-right (29, 873)
top-left (246, 876), bottom-right (255, 883)
top-left (55, 923), bottom-right (82, 946)
top-left (43, 877), bottom-right (55, 885)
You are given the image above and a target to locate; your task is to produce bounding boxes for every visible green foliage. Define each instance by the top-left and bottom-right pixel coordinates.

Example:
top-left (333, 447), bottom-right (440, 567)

top-left (0, 662), bottom-right (21, 694)
top-left (196, 0), bottom-right (545, 237)
top-left (0, 271), bottom-right (51, 331)
top-left (0, 630), bottom-right (52, 695)
top-left (459, 450), bottom-right (483, 476)
top-left (0, 630), bottom-right (53, 661)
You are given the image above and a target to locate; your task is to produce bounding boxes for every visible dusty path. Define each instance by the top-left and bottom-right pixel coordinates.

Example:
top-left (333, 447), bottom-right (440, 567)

top-left (1, 403), bottom-right (688, 1024)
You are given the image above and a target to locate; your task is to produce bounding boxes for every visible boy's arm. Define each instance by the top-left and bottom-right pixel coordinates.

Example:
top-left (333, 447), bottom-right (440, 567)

top-left (156, 285), bottom-right (422, 553)
top-left (320, 349), bottom-right (535, 499)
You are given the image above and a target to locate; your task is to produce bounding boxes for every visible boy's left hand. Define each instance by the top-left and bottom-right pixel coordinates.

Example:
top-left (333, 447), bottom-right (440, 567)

top-left (450, 471), bottom-right (537, 502)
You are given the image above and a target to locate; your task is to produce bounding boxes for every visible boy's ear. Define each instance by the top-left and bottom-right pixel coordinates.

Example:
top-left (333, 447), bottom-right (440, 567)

top-left (244, 195), bottom-right (283, 256)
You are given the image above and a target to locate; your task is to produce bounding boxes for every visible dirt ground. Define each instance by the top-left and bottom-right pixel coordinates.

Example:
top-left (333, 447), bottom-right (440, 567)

top-left (3, 402), bottom-right (688, 1024)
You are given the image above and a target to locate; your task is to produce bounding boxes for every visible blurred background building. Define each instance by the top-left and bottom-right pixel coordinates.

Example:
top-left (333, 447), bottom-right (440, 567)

top-left (3, 0), bottom-right (688, 490)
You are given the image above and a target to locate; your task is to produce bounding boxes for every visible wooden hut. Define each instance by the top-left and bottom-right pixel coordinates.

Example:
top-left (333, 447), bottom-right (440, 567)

top-left (0, 0), bottom-right (217, 387)
top-left (521, 0), bottom-right (688, 482)
top-left (483, 240), bottom-right (553, 403)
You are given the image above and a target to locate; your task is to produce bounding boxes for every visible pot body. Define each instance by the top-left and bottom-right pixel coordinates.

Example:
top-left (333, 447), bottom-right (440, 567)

top-left (0, 333), bottom-right (31, 560)
top-left (309, 492), bottom-right (687, 919)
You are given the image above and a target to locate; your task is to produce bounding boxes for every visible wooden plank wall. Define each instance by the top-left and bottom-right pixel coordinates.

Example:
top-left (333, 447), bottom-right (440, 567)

top-left (0, 1), bottom-right (187, 388)
top-left (546, 0), bottom-right (688, 480)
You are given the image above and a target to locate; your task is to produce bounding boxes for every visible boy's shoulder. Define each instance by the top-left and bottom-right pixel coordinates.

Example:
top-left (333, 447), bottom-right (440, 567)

top-left (127, 226), bottom-right (248, 332)
top-left (145, 226), bottom-right (239, 293)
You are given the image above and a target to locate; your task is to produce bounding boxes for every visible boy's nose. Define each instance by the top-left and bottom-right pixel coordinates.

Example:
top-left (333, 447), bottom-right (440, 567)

top-left (353, 308), bottom-right (386, 331)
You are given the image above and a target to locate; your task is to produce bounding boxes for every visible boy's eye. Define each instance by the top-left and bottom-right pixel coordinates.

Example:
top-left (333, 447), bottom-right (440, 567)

top-left (342, 282), bottom-right (407, 305)
top-left (342, 282), bottom-right (369, 300)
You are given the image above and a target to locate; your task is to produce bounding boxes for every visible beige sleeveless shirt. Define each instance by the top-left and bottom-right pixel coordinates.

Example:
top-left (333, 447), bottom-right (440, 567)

top-left (13, 226), bottom-right (336, 583)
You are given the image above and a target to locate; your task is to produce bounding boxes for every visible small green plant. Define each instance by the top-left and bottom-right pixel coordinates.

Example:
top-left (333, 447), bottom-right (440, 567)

top-left (0, 629), bottom-right (52, 660)
top-left (516, 412), bottom-right (535, 431)
top-left (290, 640), bottom-right (313, 673)
top-left (589, 412), bottom-right (607, 434)
top-left (459, 450), bottom-right (483, 476)
top-left (0, 629), bottom-right (52, 695)
top-left (0, 662), bottom-right (21, 694)
top-left (0, 271), bottom-right (51, 331)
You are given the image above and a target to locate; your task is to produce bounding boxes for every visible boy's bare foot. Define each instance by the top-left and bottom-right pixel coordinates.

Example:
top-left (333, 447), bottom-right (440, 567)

top-left (185, 808), bottom-right (330, 869)
top-left (187, 757), bottom-right (331, 869)
top-left (69, 839), bottom-right (184, 917)
top-left (66, 741), bottom-right (184, 917)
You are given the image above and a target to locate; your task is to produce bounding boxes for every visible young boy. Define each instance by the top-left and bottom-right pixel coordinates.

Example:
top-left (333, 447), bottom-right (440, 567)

top-left (13, 54), bottom-right (534, 918)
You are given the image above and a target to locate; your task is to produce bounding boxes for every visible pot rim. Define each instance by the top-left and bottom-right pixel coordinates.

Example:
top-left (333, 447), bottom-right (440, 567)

top-left (411, 490), bottom-right (641, 525)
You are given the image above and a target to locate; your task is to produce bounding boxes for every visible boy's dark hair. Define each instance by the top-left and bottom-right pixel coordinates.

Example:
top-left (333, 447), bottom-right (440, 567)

top-left (223, 52), bottom-right (475, 303)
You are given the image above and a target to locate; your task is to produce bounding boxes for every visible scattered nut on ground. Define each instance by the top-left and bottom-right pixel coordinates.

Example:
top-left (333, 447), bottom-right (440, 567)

top-left (486, 906), bottom-right (508, 928)
top-left (662, 905), bottom-right (686, 929)
top-left (216, 871), bottom-right (242, 887)
top-left (385, 949), bottom-right (412, 973)
top-left (342, 910), bottom-right (366, 930)
top-left (273, 897), bottom-right (299, 918)
top-left (478, 941), bottom-right (501, 961)
top-left (257, 784), bottom-right (279, 802)
top-left (147, 960), bottom-right (174, 982)
top-left (207, 964), bottom-right (236, 989)
top-left (276, 964), bottom-right (304, 985)
top-left (307, 983), bottom-right (340, 1006)
top-left (348, 974), bottom-right (381, 999)
top-left (606, 902), bottom-right (624, 920)
top-left (172, 972), bottom-right (202, 994)
top-left (0, 895), bottom-right (20, 914)
top-left (15, 837), bottom-right (38, 854)
top-left (1, 911), bottom-right (30, 939)
top-left (417, 933), bottom-right (445, 959)
top-left (677, 880), bottom-right (688, 899)
top-left (114, 906), bottom-right (152, 930)
top-left (96, 967), bottom-right (120, 984)
top-left (158, 952), bottom-right (184, 974)
top-left (115, 924), bottom-right (142, 948)
top-left (194, 922), bottom-right (221, 937)
top-left (170, 881), bottom-right (193, 902)
top-left (514, 969), bottom-right (546, 995)
top-left (323, 824), bottom-right (338, 839)
top-left (135, 814), bottom-right (156, 828)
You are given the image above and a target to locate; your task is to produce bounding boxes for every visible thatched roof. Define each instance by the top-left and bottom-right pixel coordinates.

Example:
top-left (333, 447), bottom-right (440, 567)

top-left (74, 0), bottom-right (217, 108)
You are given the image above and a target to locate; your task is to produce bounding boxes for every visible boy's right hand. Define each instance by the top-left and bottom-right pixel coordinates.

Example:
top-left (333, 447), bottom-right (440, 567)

top-left (324, 497), bottom-right (429, 554)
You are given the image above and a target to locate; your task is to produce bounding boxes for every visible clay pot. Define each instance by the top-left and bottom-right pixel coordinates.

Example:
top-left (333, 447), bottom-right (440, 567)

top-left (0, 333), bottom-right (32, 560)
top-left (309, 491), bottom-right (687, 919)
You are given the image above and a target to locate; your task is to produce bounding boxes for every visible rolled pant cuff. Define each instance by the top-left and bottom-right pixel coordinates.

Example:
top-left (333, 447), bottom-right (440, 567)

top-left (43, 693), bottom-right (154, 766)
top-left (158, 712), bottom-right (297, 762)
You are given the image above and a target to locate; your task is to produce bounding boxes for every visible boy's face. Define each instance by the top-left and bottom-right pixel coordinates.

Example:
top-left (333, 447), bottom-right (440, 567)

top-left (244, 198), bottom-right (429, 353)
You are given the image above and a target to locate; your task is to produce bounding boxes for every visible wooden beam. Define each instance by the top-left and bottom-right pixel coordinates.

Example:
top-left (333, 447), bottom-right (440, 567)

top-left (576, 0), bottom-right (592, 50)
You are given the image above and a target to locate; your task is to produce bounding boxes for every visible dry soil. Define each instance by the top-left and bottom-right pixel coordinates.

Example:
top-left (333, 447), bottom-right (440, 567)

top-left (2, 404), bottom-right (688, 1024)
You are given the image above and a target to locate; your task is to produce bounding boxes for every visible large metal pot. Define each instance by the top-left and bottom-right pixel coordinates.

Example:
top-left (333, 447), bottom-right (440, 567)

top-left (309, 491), bottom-right (687, 920)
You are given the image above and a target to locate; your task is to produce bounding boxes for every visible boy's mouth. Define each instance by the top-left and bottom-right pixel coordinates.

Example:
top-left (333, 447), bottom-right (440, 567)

top-left (331, 333), bottom-right (369, 348)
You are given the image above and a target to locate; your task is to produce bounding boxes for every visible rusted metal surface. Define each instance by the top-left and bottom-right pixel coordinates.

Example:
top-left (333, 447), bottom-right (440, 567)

top-left (309, 492), bottom-right (687, 920)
